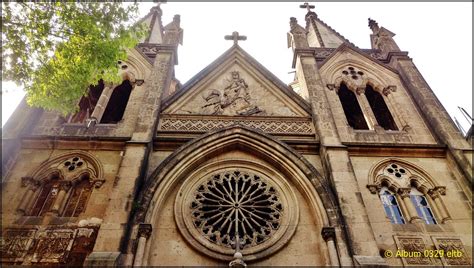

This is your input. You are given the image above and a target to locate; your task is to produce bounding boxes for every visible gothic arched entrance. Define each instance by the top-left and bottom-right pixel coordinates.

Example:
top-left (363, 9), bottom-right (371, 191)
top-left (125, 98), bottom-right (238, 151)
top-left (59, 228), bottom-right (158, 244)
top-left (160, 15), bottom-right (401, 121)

top-left (132, 126), bottom-right (342, 266)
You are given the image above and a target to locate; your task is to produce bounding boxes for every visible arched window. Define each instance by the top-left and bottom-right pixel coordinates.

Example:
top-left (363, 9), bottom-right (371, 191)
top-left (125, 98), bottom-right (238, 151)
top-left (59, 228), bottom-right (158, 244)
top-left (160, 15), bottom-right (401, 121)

top-left (100, 80), bottom-right (133, 123)
top-left (69, 80), bottom-right (105, 123)
top-left (368, 160), bottom-right (450, 225)
top-left (379, 187), bottom-right (405, 224)
top-left (30, 175), bottom-right (61, 216)
top-left (365, 85), bottom-right (398, 130)
top-left (337, 83), bottom-right (369, 129)
top-left (62, 176), bottom-right (94, 217)
top-left (409, 187), bottom-right (437, 224)
top-left (18, 152), bottom-right (105, 218)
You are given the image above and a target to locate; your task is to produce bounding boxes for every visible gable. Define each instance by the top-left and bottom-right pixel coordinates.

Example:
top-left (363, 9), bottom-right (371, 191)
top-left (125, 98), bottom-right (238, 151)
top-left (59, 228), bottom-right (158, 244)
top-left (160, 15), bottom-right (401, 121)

top-left (318, 45), bottom-right (400, 87)
top-left (162, 47), bottom-right (310, 117)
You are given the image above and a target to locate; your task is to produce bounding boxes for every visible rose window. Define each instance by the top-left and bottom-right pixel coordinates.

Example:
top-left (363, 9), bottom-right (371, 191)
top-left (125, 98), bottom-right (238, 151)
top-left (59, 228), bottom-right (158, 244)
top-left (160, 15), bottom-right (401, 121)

top-left (175, 168), bottom-right (298, 261)
top-left (191, 171), bottom-right (283, 249)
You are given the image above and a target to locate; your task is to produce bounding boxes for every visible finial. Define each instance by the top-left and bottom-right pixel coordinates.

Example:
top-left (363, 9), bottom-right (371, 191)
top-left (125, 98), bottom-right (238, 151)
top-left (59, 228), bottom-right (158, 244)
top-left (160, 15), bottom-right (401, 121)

top-left (229, 236), bottom-right (246, 267)
top-left (368, 18), bottom-right (379, 33)
top-left (224, 31), bottom-right (247, 46)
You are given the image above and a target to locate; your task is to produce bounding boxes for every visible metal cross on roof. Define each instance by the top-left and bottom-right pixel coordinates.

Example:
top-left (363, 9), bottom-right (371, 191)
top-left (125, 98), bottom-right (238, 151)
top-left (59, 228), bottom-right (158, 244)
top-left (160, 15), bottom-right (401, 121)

top-left (225, 31), bottom-right (247, 45)
top-left (299, 2), bottom-right (315, 12)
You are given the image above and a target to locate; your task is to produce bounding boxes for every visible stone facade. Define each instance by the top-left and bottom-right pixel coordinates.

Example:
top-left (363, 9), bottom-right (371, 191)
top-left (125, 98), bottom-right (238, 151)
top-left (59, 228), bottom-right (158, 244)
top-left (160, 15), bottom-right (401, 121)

top-left (1, 4), bottom-right (472, 267)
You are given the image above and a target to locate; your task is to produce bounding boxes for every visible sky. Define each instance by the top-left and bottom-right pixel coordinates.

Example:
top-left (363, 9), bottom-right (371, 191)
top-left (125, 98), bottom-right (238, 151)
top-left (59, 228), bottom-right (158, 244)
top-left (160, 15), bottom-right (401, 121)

top-left (2, 2), bottom-right (472, 133)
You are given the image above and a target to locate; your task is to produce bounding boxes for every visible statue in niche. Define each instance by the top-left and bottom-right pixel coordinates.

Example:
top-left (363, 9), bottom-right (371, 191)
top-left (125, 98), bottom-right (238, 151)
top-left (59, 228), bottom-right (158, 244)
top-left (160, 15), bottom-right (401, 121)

top-left (202, 71), bottom-right (264, 116)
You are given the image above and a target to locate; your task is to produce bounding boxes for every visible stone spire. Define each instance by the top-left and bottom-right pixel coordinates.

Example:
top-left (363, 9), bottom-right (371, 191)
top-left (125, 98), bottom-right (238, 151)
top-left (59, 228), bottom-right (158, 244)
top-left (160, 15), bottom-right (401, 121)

top-left (139, 3), bottom-right (165, 44)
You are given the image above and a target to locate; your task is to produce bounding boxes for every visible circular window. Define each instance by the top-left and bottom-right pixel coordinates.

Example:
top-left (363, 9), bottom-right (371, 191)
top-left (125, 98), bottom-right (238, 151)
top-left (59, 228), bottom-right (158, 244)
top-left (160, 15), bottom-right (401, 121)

top-left (175, 168), bottom-right (298, 261)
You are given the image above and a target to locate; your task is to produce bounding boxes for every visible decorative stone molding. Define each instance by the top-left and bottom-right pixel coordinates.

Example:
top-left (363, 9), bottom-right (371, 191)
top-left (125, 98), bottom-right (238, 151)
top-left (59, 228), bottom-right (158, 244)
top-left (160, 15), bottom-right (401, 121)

top-left (368, 159), bottom-right (441, 193)
top-left (1, 226), bottom-right (99, 265)
top-left (394, 236), bottom-right (432, 265)
top-left (158, 116), bottom-right (314, 135)
top-left (431, 237), bottom-right (471, 266)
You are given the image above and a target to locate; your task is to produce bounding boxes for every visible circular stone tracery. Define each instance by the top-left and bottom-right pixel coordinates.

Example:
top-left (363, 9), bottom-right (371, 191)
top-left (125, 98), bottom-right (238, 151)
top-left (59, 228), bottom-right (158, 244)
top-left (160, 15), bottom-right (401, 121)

top-left (175, 168), bottom-right (298, 261)
top-left (191, 171), bottom-right (283, 249)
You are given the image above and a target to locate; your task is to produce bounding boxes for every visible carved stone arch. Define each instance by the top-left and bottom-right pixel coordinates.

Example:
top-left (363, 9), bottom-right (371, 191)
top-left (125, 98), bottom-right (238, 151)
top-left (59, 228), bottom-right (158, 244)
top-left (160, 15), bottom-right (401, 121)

top-left (134, 126), bottom-right (340, 263)
top-left (26, 150), bottom-right (104, 184)
top-left (325, 59), bottom-right (396, 94)
top-left (118, 49), bottom-right (152, 87)
top-left (368, 158), bottom-right (442, 193)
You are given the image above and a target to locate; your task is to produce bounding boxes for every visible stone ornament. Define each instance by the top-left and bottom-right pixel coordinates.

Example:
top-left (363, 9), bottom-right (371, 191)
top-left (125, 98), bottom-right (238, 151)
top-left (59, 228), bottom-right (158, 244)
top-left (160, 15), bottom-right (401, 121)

top-left (201, 71), bottom-right (264, 116)
top-left (432, 237), bottom-right (471, 266)
top-left (175, 168), bottom-right (298, 261)
top-left (394, 236), bottom-right (432, 265)
top-left (158, 116), bottom-right (314, 135)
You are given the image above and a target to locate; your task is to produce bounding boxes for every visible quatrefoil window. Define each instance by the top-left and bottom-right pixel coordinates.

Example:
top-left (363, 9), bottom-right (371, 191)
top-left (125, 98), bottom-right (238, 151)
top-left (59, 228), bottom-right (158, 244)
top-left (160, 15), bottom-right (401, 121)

top-left (385, 163), bottom-right (407, 180)
top-left (342, 66), bottom-right (364, 80)
top-left (63, 157), bottom-right (84, 172)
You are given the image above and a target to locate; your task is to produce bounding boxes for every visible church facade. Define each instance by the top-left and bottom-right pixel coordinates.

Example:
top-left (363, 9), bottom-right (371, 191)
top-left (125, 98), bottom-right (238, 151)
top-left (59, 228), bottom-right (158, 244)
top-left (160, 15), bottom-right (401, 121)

top-left (1, 4), bottom-right (472, 266)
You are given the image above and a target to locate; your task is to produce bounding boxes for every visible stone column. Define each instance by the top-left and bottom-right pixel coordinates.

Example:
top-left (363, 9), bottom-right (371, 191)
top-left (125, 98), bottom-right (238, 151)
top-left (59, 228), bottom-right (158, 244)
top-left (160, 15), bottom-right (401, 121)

top-left (321, 227), bottom-right (340, 266)
top-left (90, 83), bottom-right (115, 123)
top-left (133, 224), bottom-right (152, 267)
top-left (428, 187), bottom-right (451, 223)
top-left (51, 183), bottom-right (70, 215)
top-left (355, 87), bottom-right (378, 130)
top-left (17, 178), bottom-right (39, 214)
top-left (382, 86), bottom-right (409, 130)
top-left (398, 188), bottom-right (422, 223)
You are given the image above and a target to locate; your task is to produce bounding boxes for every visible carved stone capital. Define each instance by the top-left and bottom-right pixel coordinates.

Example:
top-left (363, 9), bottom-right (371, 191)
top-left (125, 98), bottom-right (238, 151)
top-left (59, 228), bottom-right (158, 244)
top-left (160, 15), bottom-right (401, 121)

top-left (321, 226), bottom-right (336, 242)
top-left (59, 181), bottom-right (73, 191)
top-left (428, 186), bottom-right (446, 199)
top-left (397, 187), bottom-right (411, 198)
top-left (355, 87), bottom-right (366, 95)
top-left (367, 184), bottom-right (381, 194)
top-left (138, 223), bottom-right (152, 239)
top-left (93, 179), bottom-right (106, 189)
top-left (326, 84), bottom-right (338, 91)
top-left (382, 85), bottom-right (397, 96)
top-left (21, 176), bottom-right (36, 188)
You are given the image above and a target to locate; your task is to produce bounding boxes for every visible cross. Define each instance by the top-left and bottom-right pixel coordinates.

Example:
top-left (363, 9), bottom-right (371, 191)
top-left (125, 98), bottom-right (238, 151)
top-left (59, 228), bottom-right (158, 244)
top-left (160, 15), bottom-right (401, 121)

top-left (299, 2), bottom-right (315, 12)
top-left (225, 31), bottom-right (247, 45)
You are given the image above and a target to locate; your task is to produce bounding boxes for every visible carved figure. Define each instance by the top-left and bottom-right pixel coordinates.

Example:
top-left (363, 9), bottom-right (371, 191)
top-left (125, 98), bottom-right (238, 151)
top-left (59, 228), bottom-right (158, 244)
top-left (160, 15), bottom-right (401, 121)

top-left (202, 71), bottom-right (264, 116)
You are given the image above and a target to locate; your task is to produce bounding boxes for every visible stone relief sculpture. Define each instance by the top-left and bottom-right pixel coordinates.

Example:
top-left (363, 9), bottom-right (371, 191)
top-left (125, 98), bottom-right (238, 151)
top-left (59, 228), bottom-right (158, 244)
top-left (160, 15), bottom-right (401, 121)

top-left (201, 71), bottom-right (265, 116)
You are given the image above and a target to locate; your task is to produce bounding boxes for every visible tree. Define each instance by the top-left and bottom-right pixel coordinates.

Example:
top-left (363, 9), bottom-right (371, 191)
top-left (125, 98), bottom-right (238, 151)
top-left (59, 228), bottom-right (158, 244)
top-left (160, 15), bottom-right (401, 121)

top-left (2, 2), bottom-right (147, 115)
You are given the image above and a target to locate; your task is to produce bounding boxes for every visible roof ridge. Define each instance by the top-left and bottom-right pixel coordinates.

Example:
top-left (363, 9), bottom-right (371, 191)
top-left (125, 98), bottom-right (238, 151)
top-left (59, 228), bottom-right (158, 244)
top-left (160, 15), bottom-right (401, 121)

top-left (314, 16), bottom-right (358, 48)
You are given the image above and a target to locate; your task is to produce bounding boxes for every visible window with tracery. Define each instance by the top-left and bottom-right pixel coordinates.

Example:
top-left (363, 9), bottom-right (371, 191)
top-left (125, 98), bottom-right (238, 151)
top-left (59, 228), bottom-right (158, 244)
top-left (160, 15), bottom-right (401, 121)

top-left (368, 160), bottom-right (450, 225)
top-left (18, 153), bottom-right (105, 218)
top-left (175, 168), bottom-right (298, 261)
top-left (191, 171), bottom-right (283, 248)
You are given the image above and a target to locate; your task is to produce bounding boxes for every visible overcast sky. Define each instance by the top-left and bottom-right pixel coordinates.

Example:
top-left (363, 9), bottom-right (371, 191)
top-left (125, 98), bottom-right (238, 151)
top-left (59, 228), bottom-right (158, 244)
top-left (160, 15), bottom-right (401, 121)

top-left (2, 2), bottom-right (472, 133)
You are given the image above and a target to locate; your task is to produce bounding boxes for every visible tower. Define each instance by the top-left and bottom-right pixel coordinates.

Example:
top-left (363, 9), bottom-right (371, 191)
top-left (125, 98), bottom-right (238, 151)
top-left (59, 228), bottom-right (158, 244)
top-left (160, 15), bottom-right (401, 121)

top-left (1, 3), bottom-right (472, 267)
